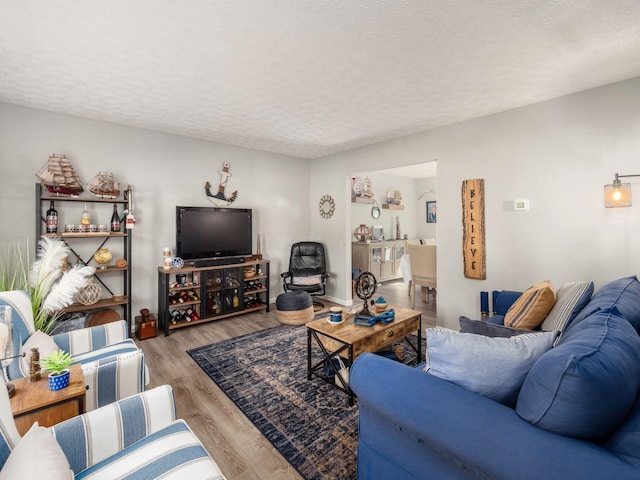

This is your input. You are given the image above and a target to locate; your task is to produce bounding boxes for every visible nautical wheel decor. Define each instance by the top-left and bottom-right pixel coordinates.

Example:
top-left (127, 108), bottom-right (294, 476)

top-left (353, 224), bottom-right (371, 242)
top-left (318, 195), bottom-right (335, 219)
top-left (205, 162), bottom-right (238, 206)
top-left (355, 271), bottom-right (378, 316)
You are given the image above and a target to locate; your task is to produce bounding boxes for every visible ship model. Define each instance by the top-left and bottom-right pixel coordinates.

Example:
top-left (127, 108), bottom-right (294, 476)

top-left (352, 177), bottom-right (363, 198)
top-left (362, 176), bottom-right (374, 197)
top-left (36, 154), bottom-right (84, 195)
top-left (87, 171), bottom-right (121, 199)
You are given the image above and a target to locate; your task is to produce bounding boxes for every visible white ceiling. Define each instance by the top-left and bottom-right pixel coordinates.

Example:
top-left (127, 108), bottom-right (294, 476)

top-left (2, 1), bottom-right (640, 160)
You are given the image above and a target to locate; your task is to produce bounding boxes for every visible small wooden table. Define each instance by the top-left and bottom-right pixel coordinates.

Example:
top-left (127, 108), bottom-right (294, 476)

top-left (307, 306), bottom-right (422, 405)
top-left (10, 364), bottom-right (86, 435)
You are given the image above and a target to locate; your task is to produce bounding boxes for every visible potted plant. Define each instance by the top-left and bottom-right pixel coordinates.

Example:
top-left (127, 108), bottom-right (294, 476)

top-left (40, 349), bottom-right (73, 391)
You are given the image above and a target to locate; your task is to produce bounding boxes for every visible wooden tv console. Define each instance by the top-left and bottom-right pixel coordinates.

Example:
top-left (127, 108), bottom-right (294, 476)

top-left (157, 259), bottom-right (270, 335)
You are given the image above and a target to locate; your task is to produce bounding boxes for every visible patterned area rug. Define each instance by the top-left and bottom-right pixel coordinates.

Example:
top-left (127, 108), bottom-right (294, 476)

top-left (187, 324), bottom-right (358, 480)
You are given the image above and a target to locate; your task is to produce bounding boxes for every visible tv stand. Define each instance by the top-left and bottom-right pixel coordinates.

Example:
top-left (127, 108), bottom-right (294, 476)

top-left (157, 258), bottom-right (269, 336)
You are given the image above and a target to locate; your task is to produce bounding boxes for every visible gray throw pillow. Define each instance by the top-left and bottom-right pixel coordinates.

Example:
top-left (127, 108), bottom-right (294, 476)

top-left (459, 316), bottom-right (530, 338)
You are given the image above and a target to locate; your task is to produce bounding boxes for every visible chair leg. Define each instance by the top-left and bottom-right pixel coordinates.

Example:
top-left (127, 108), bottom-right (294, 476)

top-left (407, 280), bottom-right (412, 297)
top-left (410, 281), bottom-right (416, 309)
top-left (421, 286), bottom-right (428, 303)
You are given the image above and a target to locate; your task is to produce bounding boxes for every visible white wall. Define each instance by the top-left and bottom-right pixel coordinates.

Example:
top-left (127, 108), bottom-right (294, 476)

top-left (0, 103), bottom-right (312, 315)
top-left (311, 77), bottom-right (640, 328)
top-left (3, 76), bottom-right (639, 327)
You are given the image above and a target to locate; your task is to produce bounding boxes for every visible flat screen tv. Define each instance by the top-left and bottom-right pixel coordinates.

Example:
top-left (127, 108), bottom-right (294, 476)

top-left (176, 206), bottom-right (252, 264)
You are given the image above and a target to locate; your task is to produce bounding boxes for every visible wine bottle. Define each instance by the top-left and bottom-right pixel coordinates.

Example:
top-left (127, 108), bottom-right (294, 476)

top-left (110, 204), bottom-right (121, 232)
top-left (46, 201), bottom-right (58, 234)
top-left (233, 289), bottom-right (239, 308)
top-left (80, 203), bottom-right (90, 227)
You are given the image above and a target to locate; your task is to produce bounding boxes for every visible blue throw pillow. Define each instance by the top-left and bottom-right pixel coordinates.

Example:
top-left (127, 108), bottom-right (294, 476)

top-left (516, 307), bottom-right (640, 439)
top-left (566, 276), bottom-right (640, 334)
top-left (424, 327), bottom-right (558, 406)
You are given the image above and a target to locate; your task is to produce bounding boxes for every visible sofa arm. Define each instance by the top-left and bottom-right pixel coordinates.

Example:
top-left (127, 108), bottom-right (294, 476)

top-left (53, 320), bottom-right (129, 356)
top-left (350, 354), bottom-right (638, 480)
top-left (51, 385), bottom-right (176, 474)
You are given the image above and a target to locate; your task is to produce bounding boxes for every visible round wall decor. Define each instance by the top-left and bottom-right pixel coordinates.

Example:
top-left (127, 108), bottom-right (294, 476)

top-left (318, 195), bottom-right (335, 219)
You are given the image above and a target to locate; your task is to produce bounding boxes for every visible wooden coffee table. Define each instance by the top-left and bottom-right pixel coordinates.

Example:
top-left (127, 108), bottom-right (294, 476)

top-left (307, 305), bottom-right (422, 405)
top-left (10, 364), bottom-right (86, 435)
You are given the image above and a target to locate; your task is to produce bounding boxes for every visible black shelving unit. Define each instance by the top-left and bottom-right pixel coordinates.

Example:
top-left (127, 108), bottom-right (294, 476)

top-left (35, 183), bottom-right (133, 333)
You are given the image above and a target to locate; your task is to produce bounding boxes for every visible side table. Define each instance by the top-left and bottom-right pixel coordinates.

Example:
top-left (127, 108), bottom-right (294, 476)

top-left (10, 363), bottom-right (86, 435)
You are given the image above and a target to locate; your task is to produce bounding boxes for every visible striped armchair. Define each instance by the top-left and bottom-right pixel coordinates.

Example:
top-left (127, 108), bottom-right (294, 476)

top-left (0, 378), bottom-right (225, 478)
top-left (0, 290), bottom-right (148, 411)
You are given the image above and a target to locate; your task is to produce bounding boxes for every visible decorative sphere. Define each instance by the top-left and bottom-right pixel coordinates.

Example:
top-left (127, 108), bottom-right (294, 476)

top-left (171, 257), bottom-right (184, 270)
top-left (93, 248), bottom-right (113, 267)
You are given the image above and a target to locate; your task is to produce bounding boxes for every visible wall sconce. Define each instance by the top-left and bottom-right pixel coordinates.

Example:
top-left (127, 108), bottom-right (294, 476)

top-left (604, 173), bottom-right (640, 208)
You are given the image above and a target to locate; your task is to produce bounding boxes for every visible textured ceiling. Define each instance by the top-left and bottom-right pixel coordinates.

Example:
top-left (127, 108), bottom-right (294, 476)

top-left (1, 1), bottom-right (640, 159)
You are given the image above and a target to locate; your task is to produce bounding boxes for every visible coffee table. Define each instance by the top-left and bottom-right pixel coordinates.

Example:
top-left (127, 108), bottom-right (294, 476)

top-left (307, 305), bottom-right (422, 405)
top-left (10, 363), bottom-right (86, 435)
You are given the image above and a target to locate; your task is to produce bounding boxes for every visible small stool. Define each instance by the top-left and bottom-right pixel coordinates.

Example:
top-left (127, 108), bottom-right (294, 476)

top-left (276, 291), bottom-right (314, 325)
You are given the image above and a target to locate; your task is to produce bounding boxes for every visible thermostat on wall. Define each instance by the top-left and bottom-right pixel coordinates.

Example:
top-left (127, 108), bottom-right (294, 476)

top-left (514, 199), bottom-right (529, 211)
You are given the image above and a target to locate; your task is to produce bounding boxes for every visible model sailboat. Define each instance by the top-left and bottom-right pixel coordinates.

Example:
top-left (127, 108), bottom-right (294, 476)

top-left (87, 171), bottom-right (121, 199)
top-left (36, 154), bottom-right (84, 195)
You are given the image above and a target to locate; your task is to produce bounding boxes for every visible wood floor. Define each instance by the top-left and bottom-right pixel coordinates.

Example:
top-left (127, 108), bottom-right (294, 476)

top-left (139, 279), bottom-right (436, 480)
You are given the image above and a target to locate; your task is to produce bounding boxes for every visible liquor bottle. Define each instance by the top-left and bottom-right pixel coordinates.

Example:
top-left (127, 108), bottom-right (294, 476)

top-left (232, 289), bottom-right (239, 308)
top-left (110, 204), bottom-right (121, 232)
top-left (80, 203), bottom-right (90, 227)
top-left (46, 201), bottom-right (58, 234)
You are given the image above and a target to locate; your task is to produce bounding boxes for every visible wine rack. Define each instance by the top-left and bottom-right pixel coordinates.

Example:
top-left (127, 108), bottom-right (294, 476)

top-left (157, 259), bottom-right (270, 335)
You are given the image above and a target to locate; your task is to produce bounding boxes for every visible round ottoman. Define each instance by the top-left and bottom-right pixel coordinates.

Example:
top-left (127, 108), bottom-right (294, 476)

top-left (276, 291), bottom-right (314, 325)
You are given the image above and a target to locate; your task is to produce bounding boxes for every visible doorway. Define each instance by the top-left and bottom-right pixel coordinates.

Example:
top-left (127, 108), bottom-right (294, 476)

top-left (348, 161), bottom-right (437, 312)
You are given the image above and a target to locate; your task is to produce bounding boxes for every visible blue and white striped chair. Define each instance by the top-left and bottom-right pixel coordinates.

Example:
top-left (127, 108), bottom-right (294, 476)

top-left (0, 290), bottom-right (148, 411)
top-left (0, 376), bottom-right (225, 479)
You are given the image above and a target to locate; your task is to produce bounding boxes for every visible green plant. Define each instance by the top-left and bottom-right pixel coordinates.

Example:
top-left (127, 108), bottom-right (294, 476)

top-left (0, 237), bottom-right (95, 333)
top-left (0, 238), bottom-right (30, 293)
top-left (40, 349), bottom-right (73, 376)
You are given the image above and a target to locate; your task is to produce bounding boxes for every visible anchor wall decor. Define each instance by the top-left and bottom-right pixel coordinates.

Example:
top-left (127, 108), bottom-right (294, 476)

top-left (205, 162), bottom-right (238, 206)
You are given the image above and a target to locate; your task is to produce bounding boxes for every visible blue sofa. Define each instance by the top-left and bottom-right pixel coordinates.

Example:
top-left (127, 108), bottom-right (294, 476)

top-left (351, 276), bottom-right (640, 480)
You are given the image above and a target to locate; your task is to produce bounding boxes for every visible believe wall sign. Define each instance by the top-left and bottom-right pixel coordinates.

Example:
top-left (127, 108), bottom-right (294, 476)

top-left (462, 179), bottom-right (486, 279)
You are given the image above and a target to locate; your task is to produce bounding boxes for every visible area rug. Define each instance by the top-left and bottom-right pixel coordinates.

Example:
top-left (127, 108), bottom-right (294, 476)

top-left (187, 324), bottom-right (358, 480)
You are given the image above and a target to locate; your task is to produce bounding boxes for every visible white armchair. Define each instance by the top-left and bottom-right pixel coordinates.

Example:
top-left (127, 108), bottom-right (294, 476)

top-left (0, 290), bottom-right (148, 411)
top-left (0, 376), bottom-right (225, 479)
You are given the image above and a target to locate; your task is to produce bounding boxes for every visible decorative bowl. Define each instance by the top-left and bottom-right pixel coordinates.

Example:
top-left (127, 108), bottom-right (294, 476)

top-left (375, 302), bottom-right (388, 313)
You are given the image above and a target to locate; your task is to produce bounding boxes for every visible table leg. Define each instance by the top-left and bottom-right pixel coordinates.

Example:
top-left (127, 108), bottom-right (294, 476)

top-left (307, 328), bottom-right (312, 380)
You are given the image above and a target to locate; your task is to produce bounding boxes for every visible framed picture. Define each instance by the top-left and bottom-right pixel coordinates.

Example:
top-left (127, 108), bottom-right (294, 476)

top-left (426, 201), bottom-right (437, 223)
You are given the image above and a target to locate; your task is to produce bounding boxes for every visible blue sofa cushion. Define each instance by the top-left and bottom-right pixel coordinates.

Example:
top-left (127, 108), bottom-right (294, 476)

top-left (566, 276), bottom-right (640, 334)
top-left (424, 327), bottom-right (558, 406)
top-left (485, 314), bottom-right (505, 325)
top-left (459, 316), bottom-right (529, 338)
top-left (516, 307), bottom-right (640, 439)
top-left (492, 290), bottom-right (522, 316)
top-left (600, 394), bottom-right (640, 468)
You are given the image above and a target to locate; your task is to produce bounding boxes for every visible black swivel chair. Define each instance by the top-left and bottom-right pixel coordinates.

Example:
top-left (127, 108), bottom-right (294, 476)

top-left (281, 242), bottom-right (329, 308)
